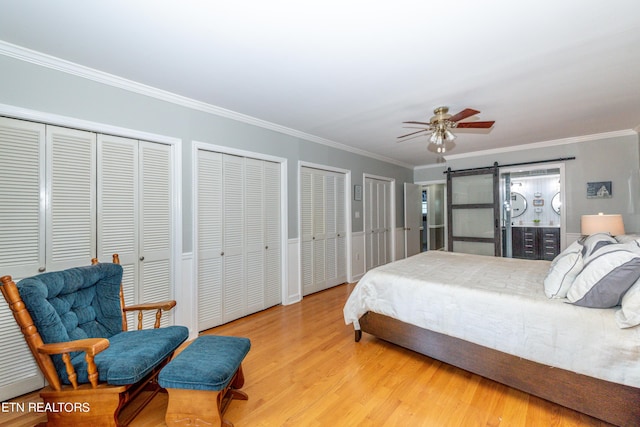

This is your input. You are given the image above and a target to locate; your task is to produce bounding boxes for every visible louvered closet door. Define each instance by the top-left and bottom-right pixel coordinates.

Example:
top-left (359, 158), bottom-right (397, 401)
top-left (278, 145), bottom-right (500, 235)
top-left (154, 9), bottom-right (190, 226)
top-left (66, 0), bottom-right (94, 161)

top-left (300, 168), bottom-right (314, 294)
top-left (335, 174), bottom-right (347, 283)
top-left (264, 160), bottom-right (282, 307)
top-left (301, 167), bottom-right (327, 296)
top-left (325, 172), bottom-right (347, 288)
top-left (97, 135), bottom-right (138, 325)
top-left (139, 142), bottom-right (173, 327)
top-left (197, 153), bottom-right (281, 331)
top-left (365, 177), bottom-right (392, 271)
top-left (325, 174), bottom-right (338, 287)
top-left (245, 158), bottom-right (265, 313)
top-left (300, 167), bottom-right (346, 296)
top-left (312, 172), bottom-right (326, 291)
top-left (196, 150), bottom-right (223, 330)
top-left (365, 178), bottom-right (379, 270)
top-left (223, 154), bottom-right (246, 323)
top-left (46, 126), bottom-right (96, 271)
top-left (0, 117), bottom-right (46, 401)
top-left (99, 138), bottom-right (173, 328)
top-left (379, 181), bottom-right (391, 265)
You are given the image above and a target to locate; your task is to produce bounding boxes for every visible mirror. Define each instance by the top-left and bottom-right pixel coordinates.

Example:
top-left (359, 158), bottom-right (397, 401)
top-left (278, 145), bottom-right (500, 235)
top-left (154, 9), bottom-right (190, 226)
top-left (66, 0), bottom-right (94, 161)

top-left (551, 192), bottom-right (561, 214)
top-left (510, 192), bottom-right (527, 218)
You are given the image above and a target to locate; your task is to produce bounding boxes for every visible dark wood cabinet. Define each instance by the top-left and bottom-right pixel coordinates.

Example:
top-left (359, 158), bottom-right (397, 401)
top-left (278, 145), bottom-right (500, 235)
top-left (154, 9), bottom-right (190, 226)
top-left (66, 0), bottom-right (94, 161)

top-left (512, 227), bottom-right (560, 260)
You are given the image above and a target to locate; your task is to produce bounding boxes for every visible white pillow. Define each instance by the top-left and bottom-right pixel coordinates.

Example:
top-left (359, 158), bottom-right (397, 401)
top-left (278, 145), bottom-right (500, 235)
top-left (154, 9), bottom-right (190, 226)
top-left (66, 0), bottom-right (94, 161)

top-left (615, 279), bottom-right (640, 328)
top-left (580, 233), bottom-right (617, 258)
top-left (543, 240), bottom-right (583, 298)
top-left (615, 234), bottom-right (640, 244)
top-left (567, 244), bottom-right (640, 308)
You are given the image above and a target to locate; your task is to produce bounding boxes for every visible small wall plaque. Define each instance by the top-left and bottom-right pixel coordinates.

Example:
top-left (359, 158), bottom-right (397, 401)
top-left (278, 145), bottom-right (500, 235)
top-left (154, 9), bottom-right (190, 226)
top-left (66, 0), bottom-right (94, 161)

top-left (587, 181), bottom-right (612, 199)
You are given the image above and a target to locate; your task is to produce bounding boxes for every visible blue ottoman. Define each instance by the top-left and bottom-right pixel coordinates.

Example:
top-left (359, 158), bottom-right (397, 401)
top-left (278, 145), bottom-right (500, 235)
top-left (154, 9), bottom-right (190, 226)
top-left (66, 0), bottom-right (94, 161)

top-left (159, 335), bottom-right (251, 427)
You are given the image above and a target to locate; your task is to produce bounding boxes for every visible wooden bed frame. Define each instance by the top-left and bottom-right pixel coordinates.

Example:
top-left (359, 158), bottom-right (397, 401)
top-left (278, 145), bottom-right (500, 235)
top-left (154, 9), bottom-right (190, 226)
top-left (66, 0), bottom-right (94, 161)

top-left (356, 311), bottom-right (640, 427)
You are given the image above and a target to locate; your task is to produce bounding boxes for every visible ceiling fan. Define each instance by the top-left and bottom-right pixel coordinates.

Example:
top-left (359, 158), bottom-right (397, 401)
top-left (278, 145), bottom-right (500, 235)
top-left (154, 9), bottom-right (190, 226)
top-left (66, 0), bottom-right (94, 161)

top-left (397, 106), bottom-right (495, 154)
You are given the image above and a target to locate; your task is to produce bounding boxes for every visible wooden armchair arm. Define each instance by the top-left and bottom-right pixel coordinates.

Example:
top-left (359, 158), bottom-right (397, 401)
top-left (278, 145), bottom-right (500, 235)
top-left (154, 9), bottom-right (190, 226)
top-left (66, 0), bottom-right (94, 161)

top-left (37, 338), bottom-right (110, 389)
top-left (123, 300), bottom-right (177, 312)
top-left (123, 299), bottom-right (177, 330)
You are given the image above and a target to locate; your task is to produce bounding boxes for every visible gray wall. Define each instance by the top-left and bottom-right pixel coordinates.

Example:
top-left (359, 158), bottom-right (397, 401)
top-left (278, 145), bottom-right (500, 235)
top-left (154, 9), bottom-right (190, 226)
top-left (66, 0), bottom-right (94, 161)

top-left (0, 54), bottom-right (413, 252)
top-left (414, 133), bottom-right (640, 233)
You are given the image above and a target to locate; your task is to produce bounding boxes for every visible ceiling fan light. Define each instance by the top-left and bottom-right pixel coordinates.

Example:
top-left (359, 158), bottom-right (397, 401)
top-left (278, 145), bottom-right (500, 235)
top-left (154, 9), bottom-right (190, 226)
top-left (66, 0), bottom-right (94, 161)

top-left (431, 130), bottom-right (444, 145)
top-left (444, 129), bottom-right (456, 141)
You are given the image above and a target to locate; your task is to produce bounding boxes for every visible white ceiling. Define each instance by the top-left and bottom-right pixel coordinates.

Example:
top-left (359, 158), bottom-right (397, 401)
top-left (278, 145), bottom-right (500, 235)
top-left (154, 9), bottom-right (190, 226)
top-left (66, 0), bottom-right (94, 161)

top-left (1, 0), bottom-right (639, 167)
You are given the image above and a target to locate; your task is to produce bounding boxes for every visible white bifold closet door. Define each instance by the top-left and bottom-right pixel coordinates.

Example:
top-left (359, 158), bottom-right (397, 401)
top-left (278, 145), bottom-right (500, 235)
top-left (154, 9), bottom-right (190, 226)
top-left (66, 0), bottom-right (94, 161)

top-left (97, 135), bottom-right (173, 328)
top-left (0, 119), bottom-right (96, 400)
top-left (0, 118), bottom-right (174, 400)
top-left (197, 150), bottom-right (281, 331)
top-left (300, 167), bottom-right (347, 296)
top-left (364, 177), bottom-right (392, 271)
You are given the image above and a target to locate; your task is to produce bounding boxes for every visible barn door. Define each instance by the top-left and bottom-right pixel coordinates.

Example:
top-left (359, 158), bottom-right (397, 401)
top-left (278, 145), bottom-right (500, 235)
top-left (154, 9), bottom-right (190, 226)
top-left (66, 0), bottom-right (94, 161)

top-left (447, 165), bottom-right (500, 256)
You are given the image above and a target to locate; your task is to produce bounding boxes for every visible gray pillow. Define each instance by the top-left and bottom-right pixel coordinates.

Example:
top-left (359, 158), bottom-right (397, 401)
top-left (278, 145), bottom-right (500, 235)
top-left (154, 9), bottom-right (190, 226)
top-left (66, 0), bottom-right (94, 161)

top-left (568, 243), bottom-right (640, 308)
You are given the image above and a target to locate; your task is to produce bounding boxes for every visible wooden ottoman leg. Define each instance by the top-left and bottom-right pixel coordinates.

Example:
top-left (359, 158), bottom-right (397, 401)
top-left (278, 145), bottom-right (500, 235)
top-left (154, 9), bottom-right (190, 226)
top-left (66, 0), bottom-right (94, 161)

top-left (165, 388), bottom-right (226, 427)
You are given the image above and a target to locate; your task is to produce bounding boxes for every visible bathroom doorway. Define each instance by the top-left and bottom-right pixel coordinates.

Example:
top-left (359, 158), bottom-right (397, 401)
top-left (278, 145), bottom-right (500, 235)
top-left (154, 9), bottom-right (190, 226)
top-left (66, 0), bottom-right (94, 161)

top-left (501, 164), bottom-right (565, 259)
top-left (421, 183), bottom-right (446, 252)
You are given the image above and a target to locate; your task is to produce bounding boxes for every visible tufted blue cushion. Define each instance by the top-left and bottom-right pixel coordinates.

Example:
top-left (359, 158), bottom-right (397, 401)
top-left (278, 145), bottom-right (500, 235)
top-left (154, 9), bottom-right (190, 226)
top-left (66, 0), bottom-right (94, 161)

top-left (16, 263), bottom-right (188, 386)
top-left (66, 326), bottom-right (189, 385)
top-left (158, 335), bottom-right (251, 391)
top-left (17, 263), bottom-right (124, 375)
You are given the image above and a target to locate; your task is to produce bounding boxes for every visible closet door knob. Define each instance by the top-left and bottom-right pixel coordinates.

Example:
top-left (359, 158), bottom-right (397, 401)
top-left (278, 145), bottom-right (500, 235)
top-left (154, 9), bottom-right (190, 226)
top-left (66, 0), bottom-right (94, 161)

top-left (220, 251), bottom-right (224, 256)
top-left (265, 245), bottom-right (269, 250)
top-left (139, 256), bottom-right (145, 261)
top-left (38, 267), bottom-right (46, 272)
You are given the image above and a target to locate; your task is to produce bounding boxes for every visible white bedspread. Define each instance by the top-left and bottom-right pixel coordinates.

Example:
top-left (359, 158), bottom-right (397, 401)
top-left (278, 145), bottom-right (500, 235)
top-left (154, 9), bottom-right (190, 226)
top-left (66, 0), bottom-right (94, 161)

top-left (344, 251), bottom-right (640, 387)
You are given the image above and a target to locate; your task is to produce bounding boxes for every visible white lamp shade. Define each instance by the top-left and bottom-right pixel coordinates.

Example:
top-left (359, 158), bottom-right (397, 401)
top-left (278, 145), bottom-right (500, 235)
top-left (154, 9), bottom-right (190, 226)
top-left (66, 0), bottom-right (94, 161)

top-left (581, 213), bottom-right (625, 236)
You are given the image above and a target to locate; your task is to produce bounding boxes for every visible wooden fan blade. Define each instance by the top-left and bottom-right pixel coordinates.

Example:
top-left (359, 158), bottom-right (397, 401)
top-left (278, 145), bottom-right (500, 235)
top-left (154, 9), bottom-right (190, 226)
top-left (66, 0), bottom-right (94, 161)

top-left (397, 129), bottom-right (429, 140)
top-left (397, 132), bottom-right (431, 143)
top-left (448, 108), bottom-right (480, 123)
top-left (403, 121), bottom-right (432, 126)
top-left (456, 121), bottom-right (495, 129)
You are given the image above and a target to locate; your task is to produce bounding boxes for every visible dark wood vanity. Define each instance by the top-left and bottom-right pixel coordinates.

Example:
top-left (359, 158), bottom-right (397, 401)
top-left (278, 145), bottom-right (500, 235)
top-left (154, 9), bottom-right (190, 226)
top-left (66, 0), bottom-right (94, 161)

top-left (511, 227), bottom-right (560, 260)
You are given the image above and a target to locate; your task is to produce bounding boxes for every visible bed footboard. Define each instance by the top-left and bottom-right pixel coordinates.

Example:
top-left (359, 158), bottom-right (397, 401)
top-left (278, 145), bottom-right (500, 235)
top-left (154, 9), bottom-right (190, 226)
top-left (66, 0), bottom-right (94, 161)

top-left (357, 311), bottom-right (640, 427)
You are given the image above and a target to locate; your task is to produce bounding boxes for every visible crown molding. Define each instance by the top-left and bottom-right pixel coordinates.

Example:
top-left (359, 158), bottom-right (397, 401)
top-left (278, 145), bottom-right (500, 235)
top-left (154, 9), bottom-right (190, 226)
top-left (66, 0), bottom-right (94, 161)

top-left (439, 129), bottom-right (638, 162)
top-left (414, 162), bottom-right (449, 171)
top-left (0, 40), bottom-right (413, 170)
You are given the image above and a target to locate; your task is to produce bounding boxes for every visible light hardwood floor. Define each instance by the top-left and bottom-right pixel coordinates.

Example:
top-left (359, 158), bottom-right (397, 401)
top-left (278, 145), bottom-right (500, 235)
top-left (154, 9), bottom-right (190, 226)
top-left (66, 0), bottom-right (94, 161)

top-left (2, 283), bottom-right (611, 426)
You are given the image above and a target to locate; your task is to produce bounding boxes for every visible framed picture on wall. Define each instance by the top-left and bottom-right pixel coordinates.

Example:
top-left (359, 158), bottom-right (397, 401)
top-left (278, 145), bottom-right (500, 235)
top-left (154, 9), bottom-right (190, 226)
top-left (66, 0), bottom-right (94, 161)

top-left (587, 181), bottom-right (612, 199)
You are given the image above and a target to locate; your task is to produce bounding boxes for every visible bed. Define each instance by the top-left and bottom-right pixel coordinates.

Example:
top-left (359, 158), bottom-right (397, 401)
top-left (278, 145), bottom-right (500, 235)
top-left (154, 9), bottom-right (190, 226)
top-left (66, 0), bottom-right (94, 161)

top-left (344, 238), bottom-right (640, 427)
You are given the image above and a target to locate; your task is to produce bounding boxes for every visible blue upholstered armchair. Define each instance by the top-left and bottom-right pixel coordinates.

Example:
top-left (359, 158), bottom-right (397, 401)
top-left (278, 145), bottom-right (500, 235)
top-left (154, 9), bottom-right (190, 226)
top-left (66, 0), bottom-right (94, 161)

top-left (0, 256), bottom-right (188, 427)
